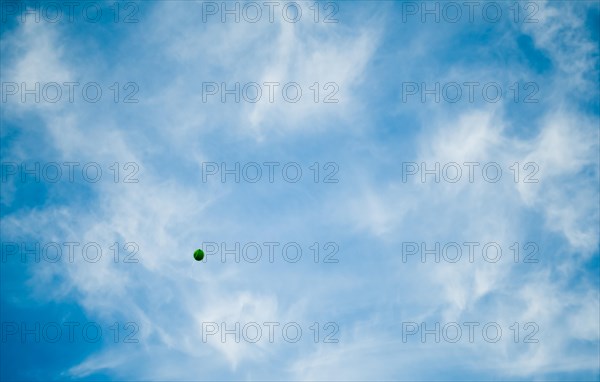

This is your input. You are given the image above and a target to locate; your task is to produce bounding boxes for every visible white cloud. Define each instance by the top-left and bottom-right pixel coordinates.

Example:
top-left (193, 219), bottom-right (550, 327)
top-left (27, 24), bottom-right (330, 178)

top-left (1, 1), bottom-right (598, 380)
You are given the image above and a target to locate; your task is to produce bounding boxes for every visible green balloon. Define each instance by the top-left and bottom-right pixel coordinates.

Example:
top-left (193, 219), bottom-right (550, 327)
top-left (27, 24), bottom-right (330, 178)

top-left (193, 249), bottom-right (205, 261)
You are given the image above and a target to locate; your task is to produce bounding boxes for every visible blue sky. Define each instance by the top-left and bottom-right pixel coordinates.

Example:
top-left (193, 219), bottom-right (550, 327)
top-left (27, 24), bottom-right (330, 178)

top-left (1, 0), bottom-right (599, 380)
